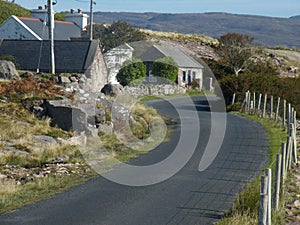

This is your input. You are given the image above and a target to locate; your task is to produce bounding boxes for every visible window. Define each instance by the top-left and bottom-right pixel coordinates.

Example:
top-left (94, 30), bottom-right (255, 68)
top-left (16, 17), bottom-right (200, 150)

top-left (192, 71), bottom-right (196, 80)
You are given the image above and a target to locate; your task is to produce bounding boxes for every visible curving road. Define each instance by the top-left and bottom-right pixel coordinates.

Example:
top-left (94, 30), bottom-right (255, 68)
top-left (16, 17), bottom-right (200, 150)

top-left (0, 96), bottom-right (269, 225)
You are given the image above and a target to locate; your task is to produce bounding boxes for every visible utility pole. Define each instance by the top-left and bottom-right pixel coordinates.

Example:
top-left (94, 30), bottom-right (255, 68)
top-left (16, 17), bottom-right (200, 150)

top-left (89, 0), bottom-right (95, 41)
top-left (48, 0), bottom-right (55, 74)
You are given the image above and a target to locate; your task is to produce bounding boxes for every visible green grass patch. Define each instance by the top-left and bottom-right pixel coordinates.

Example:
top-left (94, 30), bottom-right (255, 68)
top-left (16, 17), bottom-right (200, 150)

top-left (215, 112), bottom-right (288, 225)
top-left (0, 173), bottom-right (95, 214)
top-left (138, 90), bottom-right (206, 103)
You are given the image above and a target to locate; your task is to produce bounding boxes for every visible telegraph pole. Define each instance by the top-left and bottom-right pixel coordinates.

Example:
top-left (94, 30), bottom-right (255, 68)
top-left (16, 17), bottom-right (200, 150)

top-left (89, 0), bottom-right (95, 41)
top-left (48, 0), bottom-right (55, 74)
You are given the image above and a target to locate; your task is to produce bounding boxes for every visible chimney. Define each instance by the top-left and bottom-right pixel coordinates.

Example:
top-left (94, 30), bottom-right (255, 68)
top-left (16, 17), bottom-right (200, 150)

top-left (31, 6), bottom-right (55, 23)
top-left (65, 9), bottom-right (89, 30)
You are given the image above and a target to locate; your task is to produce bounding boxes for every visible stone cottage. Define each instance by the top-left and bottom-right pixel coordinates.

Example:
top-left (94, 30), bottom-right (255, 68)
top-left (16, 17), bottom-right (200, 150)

top-left (140, 44), bottom-right (204, 88)
top-left (104, 42), bottom-right (204, 89)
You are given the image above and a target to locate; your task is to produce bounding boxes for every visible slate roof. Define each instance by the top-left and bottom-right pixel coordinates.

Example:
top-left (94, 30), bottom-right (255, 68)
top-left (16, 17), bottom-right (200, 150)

top-left (0, 40), bottom-right (99, 73)
top-left (140, 44), bottom-right (203, 69)
top-left (18, 17), bottom-right (82, 40)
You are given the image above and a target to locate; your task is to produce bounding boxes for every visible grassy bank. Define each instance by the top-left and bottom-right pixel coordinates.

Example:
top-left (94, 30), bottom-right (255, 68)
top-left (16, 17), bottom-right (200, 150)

top-left (215, 113), bottom-right (288, 225)
top-left (0, 96), bottom-right (168, 213)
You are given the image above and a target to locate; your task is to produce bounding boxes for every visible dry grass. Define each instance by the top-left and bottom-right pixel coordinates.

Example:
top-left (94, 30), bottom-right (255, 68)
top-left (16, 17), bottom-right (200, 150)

top-left (0, 180), bottom-right (21, 210)
top-left (142, 29), bottom-right (219, 47)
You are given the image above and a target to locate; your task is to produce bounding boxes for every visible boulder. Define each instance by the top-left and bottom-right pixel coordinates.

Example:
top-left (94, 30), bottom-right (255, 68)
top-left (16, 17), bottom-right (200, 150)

top-left (60, 76), bottom-right (71, 84)
top-left (0, 60), bottom-right (19, 80)
top-left (101, 83), bottom-right (124, 96)
top-left (45, 99), bottom-right (87, 133)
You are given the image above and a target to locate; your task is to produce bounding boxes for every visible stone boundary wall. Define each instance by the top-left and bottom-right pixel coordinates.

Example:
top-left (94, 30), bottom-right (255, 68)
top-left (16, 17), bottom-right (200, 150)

top-left (123, 84), bottom-right (186, 97)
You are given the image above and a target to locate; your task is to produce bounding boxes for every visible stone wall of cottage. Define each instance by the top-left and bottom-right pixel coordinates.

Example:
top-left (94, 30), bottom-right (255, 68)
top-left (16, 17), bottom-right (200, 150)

top-left (85, 46), bottom-right (108, 92)
top-left (104, 47), bottom-right (133, 84)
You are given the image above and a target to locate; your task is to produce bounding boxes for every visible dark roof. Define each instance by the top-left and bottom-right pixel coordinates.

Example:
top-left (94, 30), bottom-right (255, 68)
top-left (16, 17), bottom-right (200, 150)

top-left (19, 17), bottom-right (82, 40)
top-left (0, 40), bottom-right (99, 73)
top-left (140, 44), bottom-right (203, 69)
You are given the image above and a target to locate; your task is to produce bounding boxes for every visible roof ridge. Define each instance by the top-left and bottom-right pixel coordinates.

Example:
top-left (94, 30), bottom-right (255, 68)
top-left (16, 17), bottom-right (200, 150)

top-left (54, 20), bottom-right (75, 25)
top-left (18, 17), bottom-right (41, 21)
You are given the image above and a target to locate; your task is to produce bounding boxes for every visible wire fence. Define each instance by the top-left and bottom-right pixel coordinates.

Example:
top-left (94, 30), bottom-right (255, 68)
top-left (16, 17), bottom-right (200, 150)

top-left (232, 91), bottom-right (299, 225)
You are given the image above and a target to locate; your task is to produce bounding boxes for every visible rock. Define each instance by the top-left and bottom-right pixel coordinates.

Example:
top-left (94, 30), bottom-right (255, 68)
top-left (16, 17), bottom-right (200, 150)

top-left (62, 134), bottom-right (87, 146)
top-left (33, 135), bottom-right (57, 146)
top-left (21, 98), bottom-right (46, 118)
top-left (95, 108), bottom-right (106, 124)
top-left (45, 99), bottom-right (87, 133)
top-left (69, 76), bottom-right (78, 82)
top-left (55, 155), bottom-right (69, 163)
top-left (101, 83), bottom-right (124, 96)
top-left (0, 60), bottom-right (19, 80)
top-left (59, 76), bottom-right (71, 84)
top-left (99, 122), bottom-right (113, 135)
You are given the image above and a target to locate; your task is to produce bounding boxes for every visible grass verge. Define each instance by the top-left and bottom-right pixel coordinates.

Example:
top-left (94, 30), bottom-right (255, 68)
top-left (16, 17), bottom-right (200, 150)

top-left (215, 112), bottom-right (288, 225)
top-left (138, 89), bottom-right (205, 103)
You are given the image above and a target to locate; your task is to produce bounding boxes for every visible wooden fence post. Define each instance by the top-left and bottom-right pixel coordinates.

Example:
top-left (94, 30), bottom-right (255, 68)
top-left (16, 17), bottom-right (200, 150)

top-left (292, 122), bottom-right (298, 164)
top-left (262, 94), bottom-right (267, 118)
top-left (281, 142), bottom-right (287, 187)
top-left (288, 103), bottom-right (291, 129)
top-left (253, 92), bottom-right (256, 111)
top-left (258, 93), bottom-right (262, 112)
top-left (265, 169), bottom-right (272, 225)
top-left (259, 175), bottom-right (269, 225)
top-left (270, 95), bottom-right (273, 119)
top-left (287, 136), bottom-right (293, 170)
top-left (275, 97), bottom-right (280, 122)
top-left (232, 93), bottom-right (236, 105)
top-left (273, 154), bottom-right (282, 210)
top-left (282, 100), bottom-right (286, 129)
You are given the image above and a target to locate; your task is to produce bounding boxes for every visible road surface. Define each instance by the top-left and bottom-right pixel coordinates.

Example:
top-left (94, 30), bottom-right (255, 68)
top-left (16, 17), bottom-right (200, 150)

top-left (0, 96), bottom-right (268, 225)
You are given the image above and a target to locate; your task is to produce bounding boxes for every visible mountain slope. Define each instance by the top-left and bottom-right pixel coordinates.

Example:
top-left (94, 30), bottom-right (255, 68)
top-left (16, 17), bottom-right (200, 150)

top-left (93, 12), bottom-right (300, 49)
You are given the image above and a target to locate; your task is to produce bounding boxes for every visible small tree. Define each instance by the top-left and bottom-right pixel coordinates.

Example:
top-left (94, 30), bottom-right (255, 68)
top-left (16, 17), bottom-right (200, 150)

top-left (116, 58), bottom-right (146, 86)
top-left (217, 33), bottom-right (256, 76)
top-left (152, 57), bottom-right (178, 82)
top-left (83, 21), bottom-right (146, 52)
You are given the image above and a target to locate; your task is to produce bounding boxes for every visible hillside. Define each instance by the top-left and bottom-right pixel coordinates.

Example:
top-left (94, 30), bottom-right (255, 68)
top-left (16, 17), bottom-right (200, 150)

top-left (0, 0), bottom-right (30, 24)
top-left (92, 12), bottom-right (300, 49)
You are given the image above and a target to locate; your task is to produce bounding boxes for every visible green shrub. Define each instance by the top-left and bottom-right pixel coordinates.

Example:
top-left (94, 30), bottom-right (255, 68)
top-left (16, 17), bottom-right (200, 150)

top-left (116, 58), bottom-right (146, 86)
top-left (152, 57), bottom-right (178, 82)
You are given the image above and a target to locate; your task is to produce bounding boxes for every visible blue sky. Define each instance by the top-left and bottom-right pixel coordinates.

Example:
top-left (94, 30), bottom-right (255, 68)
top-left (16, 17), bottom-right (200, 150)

top-left (14, 0), bottom-right (300, 18)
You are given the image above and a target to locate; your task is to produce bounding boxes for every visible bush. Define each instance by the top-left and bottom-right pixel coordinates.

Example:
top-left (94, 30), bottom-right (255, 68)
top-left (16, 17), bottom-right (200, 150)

top-left (152, 57), bottom-right (178, 82)
top-left (116, 58), bottom-right (146, 86)
top-left (219, 73), bottom-right (300, 116)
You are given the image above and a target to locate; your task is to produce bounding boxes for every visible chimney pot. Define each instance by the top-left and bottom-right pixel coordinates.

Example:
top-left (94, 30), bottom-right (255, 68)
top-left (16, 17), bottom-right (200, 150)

top-left (70, 9), bottom-right (75, 14)
top-left (78, 9), bottom-right (82, 14)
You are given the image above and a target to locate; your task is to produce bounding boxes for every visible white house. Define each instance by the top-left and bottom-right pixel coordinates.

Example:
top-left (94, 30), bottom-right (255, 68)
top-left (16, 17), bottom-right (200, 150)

top-left (0, 7), bottom-right (88, 40)
top-left (104, 43), bottom-right (134, 84)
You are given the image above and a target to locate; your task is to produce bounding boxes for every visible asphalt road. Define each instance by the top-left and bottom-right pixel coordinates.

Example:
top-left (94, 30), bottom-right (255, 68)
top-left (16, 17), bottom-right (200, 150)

top-left (0, 96), bottom-right (269, 225)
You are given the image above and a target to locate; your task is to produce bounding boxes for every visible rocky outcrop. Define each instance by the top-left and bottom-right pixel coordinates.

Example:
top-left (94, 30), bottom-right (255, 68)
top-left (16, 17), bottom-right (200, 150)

top-left (0, 60), bottom-right (19, 80)
top-left (101, 83), bottom-right (124, 96)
